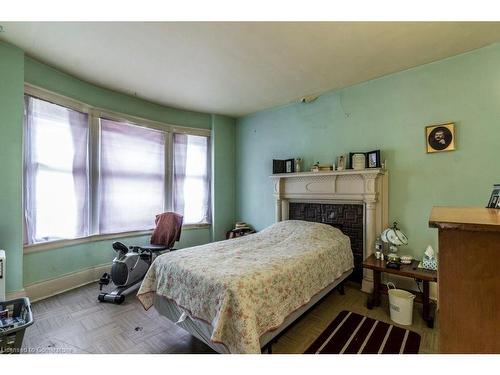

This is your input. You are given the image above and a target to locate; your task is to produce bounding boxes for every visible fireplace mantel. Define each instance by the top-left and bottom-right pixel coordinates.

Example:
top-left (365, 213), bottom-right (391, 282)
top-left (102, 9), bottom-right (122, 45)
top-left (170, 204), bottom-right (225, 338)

top-left (270, 168), bottom-right (388, 292)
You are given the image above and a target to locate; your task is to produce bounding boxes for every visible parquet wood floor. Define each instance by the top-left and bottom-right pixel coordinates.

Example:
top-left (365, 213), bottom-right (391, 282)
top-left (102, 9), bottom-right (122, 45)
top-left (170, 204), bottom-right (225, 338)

top-left (22, 282), bottom-right (438, 354)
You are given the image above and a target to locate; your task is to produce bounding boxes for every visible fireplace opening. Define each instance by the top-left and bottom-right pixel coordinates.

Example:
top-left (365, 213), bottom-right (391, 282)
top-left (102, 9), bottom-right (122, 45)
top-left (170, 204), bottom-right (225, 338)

top-left (288, 202), bottom-right (364, 282)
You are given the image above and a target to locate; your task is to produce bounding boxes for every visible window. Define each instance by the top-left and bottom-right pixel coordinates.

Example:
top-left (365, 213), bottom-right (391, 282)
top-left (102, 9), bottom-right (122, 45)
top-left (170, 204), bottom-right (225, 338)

top-left (99, 119), bottom-right (166, 233)
top-left (173, 134), bottom-right (211, 224)
top-left (24, 95), bottom-right (89, 244)
top-left (23, 87), bottom-right (211, 246)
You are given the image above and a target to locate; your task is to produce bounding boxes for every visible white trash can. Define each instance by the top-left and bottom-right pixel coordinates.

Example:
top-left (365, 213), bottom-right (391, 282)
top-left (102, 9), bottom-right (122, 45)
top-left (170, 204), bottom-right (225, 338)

top-left (387, 282), bottom-right (415, 326)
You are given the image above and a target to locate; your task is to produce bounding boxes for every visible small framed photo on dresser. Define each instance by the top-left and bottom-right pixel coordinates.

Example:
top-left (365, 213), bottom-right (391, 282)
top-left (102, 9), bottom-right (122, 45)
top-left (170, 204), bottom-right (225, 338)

top-left (487, 184), bottom-right (500, 208)
top-left (366, 150), bottom-right (381, 168)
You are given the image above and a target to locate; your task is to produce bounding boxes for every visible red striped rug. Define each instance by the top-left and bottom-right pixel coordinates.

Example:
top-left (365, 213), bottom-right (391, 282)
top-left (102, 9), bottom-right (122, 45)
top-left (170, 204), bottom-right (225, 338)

top-left (305, 310), bottom-right (421, 354)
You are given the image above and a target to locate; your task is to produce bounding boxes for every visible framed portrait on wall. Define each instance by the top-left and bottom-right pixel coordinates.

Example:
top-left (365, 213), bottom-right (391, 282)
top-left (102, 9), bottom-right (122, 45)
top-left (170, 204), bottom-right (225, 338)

top-left (426, 123), bottom-right (456, 153)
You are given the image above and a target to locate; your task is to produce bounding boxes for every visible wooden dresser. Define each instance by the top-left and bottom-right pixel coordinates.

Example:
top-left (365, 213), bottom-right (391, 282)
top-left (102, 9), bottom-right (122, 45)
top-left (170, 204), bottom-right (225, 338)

top-left (429, 207), bottom-right (500, 353)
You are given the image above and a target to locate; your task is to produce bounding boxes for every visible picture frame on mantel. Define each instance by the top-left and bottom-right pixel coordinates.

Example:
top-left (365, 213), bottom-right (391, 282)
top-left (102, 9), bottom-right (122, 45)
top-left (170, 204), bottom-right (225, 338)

top-left (285, 159), bottom-right (295, 173)
top-left (337, 154), bottom-right (347, 171)
top-left (366, 150), bottom-right (381, 168)
top-left (349, 152), bottom-right (366, 170)
top-left (273, 159), bottom-right (295, 174)
top-left (273, 159), bottom-right (285, 174)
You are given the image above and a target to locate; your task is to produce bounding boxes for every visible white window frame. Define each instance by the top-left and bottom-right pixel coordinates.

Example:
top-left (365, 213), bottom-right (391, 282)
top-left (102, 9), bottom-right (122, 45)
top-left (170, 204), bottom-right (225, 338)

top-left (23, 84), bottom-right (211, 254)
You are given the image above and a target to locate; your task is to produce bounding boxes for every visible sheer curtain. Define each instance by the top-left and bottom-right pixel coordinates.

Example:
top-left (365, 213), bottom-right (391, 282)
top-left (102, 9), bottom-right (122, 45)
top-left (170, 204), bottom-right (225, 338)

top-left (173, 133), bottom-right (211, 224)
top-left (24, 95), bottom-right (89, 244)
top-left (99, 119), bottom-right (166, 234)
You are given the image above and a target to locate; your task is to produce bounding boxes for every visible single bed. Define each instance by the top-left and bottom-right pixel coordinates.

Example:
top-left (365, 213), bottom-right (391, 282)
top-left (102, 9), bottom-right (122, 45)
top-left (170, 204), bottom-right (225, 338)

top-left (137, 220), bottom-right (354, 354)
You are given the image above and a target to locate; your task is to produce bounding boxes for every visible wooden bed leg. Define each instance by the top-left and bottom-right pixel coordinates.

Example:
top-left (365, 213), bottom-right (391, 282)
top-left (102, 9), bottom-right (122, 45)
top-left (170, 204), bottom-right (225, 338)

top-left (337, 283), bottom-right (345, 295)
top-left (263, 337), bottom-right (278, 354)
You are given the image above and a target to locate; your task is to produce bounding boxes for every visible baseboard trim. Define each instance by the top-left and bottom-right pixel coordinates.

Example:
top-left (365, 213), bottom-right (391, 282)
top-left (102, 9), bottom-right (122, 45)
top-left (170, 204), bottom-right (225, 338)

top-left (24, 263), bottom-right (111, 302)
top-left (6, 289), bottom-right (27, 300)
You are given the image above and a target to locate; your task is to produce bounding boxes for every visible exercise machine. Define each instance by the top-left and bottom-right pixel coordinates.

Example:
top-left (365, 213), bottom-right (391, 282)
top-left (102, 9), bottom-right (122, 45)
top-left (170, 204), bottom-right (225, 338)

top-left (98, 242), bottom-right (167, 304)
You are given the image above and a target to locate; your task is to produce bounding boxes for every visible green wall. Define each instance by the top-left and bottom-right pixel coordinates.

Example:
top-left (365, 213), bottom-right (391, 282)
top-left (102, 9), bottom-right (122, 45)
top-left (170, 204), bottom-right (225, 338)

top-left (23, 228), bottom-right (212, 286)
top-left (211, 114), bottom-right (236, 241)
top-left (0, 42), bottom-right (24, 293)
top-left (0, 42), bottom-right (236, 292)
top-left (235, 43), bottom-right (500, 260)
top-left (24, 57), bottom-right (210, 129)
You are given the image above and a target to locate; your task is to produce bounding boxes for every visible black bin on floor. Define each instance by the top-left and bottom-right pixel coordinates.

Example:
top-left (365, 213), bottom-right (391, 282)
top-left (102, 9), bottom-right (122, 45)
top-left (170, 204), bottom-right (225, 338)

top-left (0, 297), bottom-right (34, 354)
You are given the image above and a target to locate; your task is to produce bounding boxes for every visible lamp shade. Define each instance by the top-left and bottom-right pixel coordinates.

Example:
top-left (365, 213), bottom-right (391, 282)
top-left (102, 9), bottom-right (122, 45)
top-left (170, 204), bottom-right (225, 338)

top-left (380, 222), bottom-right (408, 246)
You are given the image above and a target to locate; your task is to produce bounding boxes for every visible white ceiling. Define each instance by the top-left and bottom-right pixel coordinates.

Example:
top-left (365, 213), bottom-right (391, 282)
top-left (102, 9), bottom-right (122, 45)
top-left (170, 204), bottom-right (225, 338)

top-left (2, 22), bottom-right (500, 117)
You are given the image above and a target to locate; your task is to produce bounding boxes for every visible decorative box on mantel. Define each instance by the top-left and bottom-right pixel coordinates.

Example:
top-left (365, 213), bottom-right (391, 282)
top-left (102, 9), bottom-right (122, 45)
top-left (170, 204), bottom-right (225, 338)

top-left (270, 169), bottom-right (388, 293)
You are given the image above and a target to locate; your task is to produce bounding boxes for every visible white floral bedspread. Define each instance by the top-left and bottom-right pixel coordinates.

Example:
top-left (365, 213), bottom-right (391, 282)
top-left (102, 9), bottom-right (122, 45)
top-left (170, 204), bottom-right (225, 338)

top-left (137, 220), bottom-right (353, 353)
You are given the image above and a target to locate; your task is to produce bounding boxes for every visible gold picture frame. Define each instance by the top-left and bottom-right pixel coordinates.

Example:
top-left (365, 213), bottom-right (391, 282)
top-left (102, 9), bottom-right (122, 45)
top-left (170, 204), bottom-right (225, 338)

top-left (426, 123), bottom-right (455, 153)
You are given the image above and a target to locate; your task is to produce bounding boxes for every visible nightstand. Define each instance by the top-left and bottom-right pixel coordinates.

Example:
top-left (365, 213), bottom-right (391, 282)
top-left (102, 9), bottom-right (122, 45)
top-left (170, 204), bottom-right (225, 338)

top-left (225, 228), bottom-right (256, 239)
top-left (362, 253), bottom-right (438, 328)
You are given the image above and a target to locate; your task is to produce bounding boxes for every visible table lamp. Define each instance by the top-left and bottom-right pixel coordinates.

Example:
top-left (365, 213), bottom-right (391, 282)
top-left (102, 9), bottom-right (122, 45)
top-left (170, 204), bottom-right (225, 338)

top-left (380, 222), bottom-right (408, 266)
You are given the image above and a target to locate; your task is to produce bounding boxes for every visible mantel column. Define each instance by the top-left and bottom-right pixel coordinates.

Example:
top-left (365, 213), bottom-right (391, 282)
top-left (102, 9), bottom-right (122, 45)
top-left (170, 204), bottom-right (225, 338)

top-left (276, 199), bottom-right (282, 222)
top-left (364, 200), bottom-right (377, 258)
top-left (362, 199), bottom-right (377, 293)
top-left (281, 199), bottom-right (289, 221)
top-left (362, 173), bottom-right (379, 293)
top-left (273, 178), bottom-right (283, 222)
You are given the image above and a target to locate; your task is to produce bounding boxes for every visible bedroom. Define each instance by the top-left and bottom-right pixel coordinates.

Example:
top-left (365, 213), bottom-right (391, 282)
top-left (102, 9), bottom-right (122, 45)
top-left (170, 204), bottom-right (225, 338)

top-left (1, 0), bottom-right (499, 372)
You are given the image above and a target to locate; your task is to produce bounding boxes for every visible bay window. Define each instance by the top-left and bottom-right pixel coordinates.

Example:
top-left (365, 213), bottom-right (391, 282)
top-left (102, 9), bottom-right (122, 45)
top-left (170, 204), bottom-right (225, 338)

top-left (173, 134), bottom-right (211, 224)
top-left (23, 87), bottom-right (211, 246)
top-left (24, 95), bottom-right (89, 244)
top-left (99, 119), bottom-right (166, 234)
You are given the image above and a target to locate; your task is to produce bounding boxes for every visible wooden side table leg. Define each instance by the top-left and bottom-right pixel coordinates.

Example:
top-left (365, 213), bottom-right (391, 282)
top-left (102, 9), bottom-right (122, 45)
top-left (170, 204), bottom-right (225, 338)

top-left (367, 270), bottom-right (381, 309)
top-left (373, 270), bottom-right (381, 307)
top-left (422, 280), bottom-right (434, 328)
top-left (337, 283), bottom-right (345, 295)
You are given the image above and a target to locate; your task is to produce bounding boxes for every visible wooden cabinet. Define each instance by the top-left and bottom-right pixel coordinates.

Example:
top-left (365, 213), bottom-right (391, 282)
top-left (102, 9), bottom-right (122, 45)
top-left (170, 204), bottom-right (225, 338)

top-left (429, 207), bottom-right (500, 353)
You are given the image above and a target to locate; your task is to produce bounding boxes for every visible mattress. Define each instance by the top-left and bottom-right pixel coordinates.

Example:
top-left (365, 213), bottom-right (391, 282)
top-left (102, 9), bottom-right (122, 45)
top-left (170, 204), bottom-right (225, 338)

top-left (137, 220), bottom-right (354, 353)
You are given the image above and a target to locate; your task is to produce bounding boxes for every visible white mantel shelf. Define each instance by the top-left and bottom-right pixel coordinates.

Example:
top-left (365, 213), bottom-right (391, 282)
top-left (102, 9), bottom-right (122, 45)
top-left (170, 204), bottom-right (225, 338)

top-left (270, 168), bottom-right (385, 179)
top-left (270, 167), bottom-right (388, 293)
top-left (269, 168), bottom-right (387, 203)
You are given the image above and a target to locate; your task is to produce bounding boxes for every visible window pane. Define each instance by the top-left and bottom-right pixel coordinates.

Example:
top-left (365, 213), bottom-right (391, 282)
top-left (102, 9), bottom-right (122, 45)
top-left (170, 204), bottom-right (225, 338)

top-left (24, 96), bottom-right (89, 244)
top-left (35, 168), bottom-right (79, 239)
top-left (173, 134), bottom-right (210, 224)
top-left (99, 119), bottom-right (166, 233)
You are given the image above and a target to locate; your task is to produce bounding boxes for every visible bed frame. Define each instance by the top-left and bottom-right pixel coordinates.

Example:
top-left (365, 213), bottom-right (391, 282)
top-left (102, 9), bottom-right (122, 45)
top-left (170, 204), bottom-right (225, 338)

top-left (153, 268), bottom-right (352, 354)
top-left (260, 270), bottom-right (350, 354)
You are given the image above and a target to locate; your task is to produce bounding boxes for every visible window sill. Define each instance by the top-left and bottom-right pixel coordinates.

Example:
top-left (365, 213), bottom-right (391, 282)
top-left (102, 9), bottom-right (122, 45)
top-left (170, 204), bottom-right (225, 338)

top-left (23, 223), bottom-right (211, 254)
top-left (182, 223), bottom-right (211, 230)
